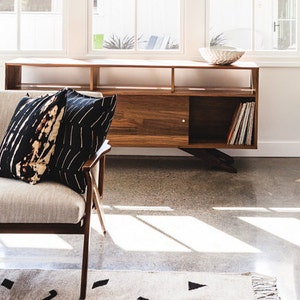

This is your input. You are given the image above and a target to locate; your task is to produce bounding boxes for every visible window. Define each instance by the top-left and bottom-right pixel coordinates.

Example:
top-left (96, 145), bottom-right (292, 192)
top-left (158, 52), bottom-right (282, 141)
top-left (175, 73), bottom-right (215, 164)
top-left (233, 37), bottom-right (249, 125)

top-left (91, 0), bottom-right (181, 51)
top-left (209, 0), bottom-right (297, 51)
top-left (0, 0), bottom-right (63, 51)
top-left (0, 0), bottom-right (298, 60)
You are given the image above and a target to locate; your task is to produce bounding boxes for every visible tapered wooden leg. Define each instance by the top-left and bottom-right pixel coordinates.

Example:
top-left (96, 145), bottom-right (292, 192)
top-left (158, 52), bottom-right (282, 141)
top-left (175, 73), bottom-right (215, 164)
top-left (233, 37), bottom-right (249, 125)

top-left (80, 230), bottom-right (90, 299)
top-left (80, 171), bottom-right (94, 299)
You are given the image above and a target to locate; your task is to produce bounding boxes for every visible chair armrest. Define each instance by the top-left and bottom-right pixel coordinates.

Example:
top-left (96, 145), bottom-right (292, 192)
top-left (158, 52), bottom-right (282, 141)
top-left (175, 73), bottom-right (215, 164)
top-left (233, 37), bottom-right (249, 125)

top-left (82, 140), bottom-right (111, 172)
top-left (82, 140), bottom-right (111, 234)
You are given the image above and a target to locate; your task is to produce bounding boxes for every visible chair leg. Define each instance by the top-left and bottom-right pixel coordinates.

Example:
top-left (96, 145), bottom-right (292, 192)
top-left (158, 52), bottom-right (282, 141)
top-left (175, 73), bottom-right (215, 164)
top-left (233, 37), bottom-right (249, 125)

top-left (80, 227), bottom-right (90, 300)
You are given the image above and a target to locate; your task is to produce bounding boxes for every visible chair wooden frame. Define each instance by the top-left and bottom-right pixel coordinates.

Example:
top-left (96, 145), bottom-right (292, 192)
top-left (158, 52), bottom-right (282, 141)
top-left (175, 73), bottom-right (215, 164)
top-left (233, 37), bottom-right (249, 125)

top-left (0, 140), bottom-right (111, 300)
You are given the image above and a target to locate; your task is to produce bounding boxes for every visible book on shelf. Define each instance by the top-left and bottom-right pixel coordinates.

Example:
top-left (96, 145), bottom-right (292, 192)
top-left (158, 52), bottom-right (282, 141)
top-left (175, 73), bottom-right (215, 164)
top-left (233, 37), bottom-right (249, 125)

top-left (227, 101), bottom-right (255, 145)
top-left (227, 102), bottom-right (246, 145)
top-left (238, 101), bottom-right (251, 144)
top-left (245, 101), bottom-right (255, 145)
top-left (227, 102), bottom-right (242, 144)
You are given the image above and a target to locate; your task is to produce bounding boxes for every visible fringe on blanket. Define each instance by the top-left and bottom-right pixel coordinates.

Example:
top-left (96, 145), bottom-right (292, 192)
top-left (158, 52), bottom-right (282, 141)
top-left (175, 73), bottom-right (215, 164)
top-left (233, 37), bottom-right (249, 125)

top-left (246, 272), bottom-right (281, 300)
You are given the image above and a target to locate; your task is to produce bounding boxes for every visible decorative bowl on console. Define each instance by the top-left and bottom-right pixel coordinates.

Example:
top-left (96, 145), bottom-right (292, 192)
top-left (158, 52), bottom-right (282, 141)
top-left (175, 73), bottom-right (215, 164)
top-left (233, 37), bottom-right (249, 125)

top-left (199, 46), bottom-right (245, 65)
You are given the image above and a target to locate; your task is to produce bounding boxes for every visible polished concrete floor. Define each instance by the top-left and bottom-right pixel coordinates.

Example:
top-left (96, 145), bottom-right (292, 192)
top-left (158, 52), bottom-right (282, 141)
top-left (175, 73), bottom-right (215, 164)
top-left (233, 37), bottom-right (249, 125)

top-left (1, 156), bottom-right (300, 299)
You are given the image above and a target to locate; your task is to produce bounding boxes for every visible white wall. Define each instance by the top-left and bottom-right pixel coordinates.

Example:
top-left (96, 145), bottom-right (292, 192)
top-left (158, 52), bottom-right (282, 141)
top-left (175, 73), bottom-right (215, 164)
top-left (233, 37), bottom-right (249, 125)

top-left (225, 66), bottom-right (300, 157)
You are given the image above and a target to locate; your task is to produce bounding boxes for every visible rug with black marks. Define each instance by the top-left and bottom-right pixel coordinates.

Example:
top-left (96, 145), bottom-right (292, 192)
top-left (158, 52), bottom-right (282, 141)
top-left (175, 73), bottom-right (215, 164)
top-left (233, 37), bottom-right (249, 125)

top-left (0, 269), bottom-right (280, 300)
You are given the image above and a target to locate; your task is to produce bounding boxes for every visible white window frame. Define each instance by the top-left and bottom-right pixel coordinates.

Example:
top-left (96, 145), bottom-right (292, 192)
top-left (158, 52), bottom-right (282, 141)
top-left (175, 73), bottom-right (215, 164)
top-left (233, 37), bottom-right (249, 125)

top-left (1, 0), bottom-right (300, 65)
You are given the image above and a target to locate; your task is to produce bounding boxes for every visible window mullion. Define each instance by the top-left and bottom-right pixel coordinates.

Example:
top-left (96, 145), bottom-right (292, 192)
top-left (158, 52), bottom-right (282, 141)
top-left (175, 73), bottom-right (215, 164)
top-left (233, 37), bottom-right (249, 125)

top-left (252, 0), bottom-right (256, 51)
top-left (16, 0), bottom-right (21, 50)
top-left (135, 0), bottom-right (138, 51)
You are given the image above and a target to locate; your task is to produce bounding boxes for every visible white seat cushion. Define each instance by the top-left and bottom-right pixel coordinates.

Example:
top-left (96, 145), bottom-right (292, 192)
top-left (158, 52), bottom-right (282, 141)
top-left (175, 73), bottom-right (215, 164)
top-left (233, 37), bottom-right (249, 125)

top-left (0, 177), bottom-right (85, 224)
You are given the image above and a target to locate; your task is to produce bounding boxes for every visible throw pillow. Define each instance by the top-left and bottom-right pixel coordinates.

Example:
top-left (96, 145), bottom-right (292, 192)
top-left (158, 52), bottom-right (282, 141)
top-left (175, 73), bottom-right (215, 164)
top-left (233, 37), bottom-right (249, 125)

top-left (49, 89), bottom-right (117, 194)
top-left (0, 89), bottom-right (67, 184)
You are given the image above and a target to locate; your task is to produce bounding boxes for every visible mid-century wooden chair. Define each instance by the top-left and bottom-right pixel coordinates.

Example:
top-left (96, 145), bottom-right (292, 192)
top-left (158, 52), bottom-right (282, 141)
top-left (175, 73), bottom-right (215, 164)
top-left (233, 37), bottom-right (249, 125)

top-left (0, 89), bottom-right (116, 299)
top-left (0, 140), bottom-right (110, 299)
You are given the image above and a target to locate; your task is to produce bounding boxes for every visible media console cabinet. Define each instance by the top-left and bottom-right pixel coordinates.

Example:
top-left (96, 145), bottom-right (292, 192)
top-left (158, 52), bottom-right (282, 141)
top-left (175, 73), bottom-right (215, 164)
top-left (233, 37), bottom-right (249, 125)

top-left (5, 58), bottom-right (259, 172)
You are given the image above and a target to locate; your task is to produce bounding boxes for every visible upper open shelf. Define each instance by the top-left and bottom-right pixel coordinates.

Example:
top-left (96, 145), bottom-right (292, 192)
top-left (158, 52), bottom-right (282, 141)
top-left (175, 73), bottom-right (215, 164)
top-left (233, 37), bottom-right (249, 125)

top-left (5, 58), bottom-right (259, 97)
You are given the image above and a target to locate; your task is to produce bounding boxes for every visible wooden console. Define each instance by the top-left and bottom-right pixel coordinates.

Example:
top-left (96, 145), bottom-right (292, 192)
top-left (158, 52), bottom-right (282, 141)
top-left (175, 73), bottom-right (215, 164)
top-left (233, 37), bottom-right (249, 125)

top-left (5, 58), bottom-right (259, 172)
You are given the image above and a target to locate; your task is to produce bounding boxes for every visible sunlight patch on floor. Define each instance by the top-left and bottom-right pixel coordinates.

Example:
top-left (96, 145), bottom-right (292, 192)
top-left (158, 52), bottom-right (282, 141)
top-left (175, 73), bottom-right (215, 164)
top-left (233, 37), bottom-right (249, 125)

top-left (91, 214), bottom-right (106, 235)
top-left (104, 214), bottom-right (191, 252)
top-left (269, 207), bottom-right (300, 213)
top-left (113, 206), bottom-right (174, 212)
top-left (0, 234), bottom-right (73, 249)
top-left (213, 207), bottom-right (270, 212)
top-left (213, 207), bottom-right (300, 213)
top-left (138, 215), bottom-right (260, 253)
top-left (239, 217), bottom-right (300, 247)
top-left (100, 214), bottom-right (260, 253)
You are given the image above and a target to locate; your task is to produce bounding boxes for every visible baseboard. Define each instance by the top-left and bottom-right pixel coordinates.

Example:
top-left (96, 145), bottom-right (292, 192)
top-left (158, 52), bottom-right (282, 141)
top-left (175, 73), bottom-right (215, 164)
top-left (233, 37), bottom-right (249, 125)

top-left (109, 142), bottom-right (300, 157)
top-left (223, 141), bottom-right (300, 157)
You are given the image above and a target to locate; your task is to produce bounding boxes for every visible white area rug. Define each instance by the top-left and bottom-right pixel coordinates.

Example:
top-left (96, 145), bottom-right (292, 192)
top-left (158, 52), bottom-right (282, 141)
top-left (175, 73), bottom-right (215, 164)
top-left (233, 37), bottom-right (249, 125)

top-left (0, 269), bottom-right (280, 300)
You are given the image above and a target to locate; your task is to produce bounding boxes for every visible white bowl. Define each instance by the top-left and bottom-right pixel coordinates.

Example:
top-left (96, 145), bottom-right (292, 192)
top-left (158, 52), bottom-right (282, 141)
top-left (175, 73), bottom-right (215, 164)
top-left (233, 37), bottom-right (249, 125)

top-left (199, 47), bottom-right (245, 65)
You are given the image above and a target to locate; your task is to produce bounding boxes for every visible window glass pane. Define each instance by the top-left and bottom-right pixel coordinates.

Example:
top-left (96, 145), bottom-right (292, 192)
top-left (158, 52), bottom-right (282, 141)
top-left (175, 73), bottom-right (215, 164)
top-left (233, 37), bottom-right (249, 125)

top-left (0, 0), bottom-right (16, 50)
top-left (278, 0), bottom-right (297, 50)
top-left (22, 0), bottom-right (52, 12)
top-left (0, 0), bottom-right (63, 51)
top-left (254, 0), bottom-right (273, 50)
top-left (274, 0), bottom-right (296, 50)
top-left (137, 0), bottom-right (180, 50)
top-left (255, 0), bottom-right (296, 50)
top-left (92, 0), bottom-right (181, 51)
top-left (209, 0), bottom-right (297, 51)
top-left (209, 0), bottom-right (252, 50)
top-left (0, 16), bottom-right (17, 50)
top-left (93, 0), bottom-right (135, 50)
top-left (0, 0), bottom-right (14, 11)
top-left (20, 0), bottom-right (63, 50)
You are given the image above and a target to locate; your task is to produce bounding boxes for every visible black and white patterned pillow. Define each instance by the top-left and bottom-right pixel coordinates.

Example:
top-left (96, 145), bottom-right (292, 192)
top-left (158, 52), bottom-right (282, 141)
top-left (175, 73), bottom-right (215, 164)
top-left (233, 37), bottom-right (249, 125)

top-left (0, 89), bottom-right (67, 184)
top-left (49, 89), bottom-right (117, 193)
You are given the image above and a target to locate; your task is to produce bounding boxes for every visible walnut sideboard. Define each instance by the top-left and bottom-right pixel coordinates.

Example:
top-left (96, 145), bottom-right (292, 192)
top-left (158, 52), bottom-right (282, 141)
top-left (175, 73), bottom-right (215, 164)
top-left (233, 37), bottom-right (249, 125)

top-left (5, 58), bottom-right (259, 172)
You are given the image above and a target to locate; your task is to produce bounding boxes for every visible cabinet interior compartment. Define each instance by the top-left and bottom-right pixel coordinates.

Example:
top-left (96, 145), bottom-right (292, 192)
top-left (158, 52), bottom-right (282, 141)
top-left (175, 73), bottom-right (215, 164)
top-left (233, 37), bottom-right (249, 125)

top-left (189, 96), bottom-right (248, 145)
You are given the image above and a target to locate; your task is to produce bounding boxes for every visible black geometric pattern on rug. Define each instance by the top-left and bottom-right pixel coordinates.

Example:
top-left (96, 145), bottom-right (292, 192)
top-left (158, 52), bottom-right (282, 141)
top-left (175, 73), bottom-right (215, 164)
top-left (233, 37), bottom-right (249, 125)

top-left (92, 278), bottom-right (109, 289)
top-left (0, 271), bottom-right (281, 299)
top-left (91, 278), bottom-right (207, 298)
top-left (188, 281), bottom-right (207, 290)
top-left (1, 278), bottom-right (14, 290)
top-left (42, 289), bottom-right (58, 300)
top-left (92, 278), bottom-right (151, 300)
